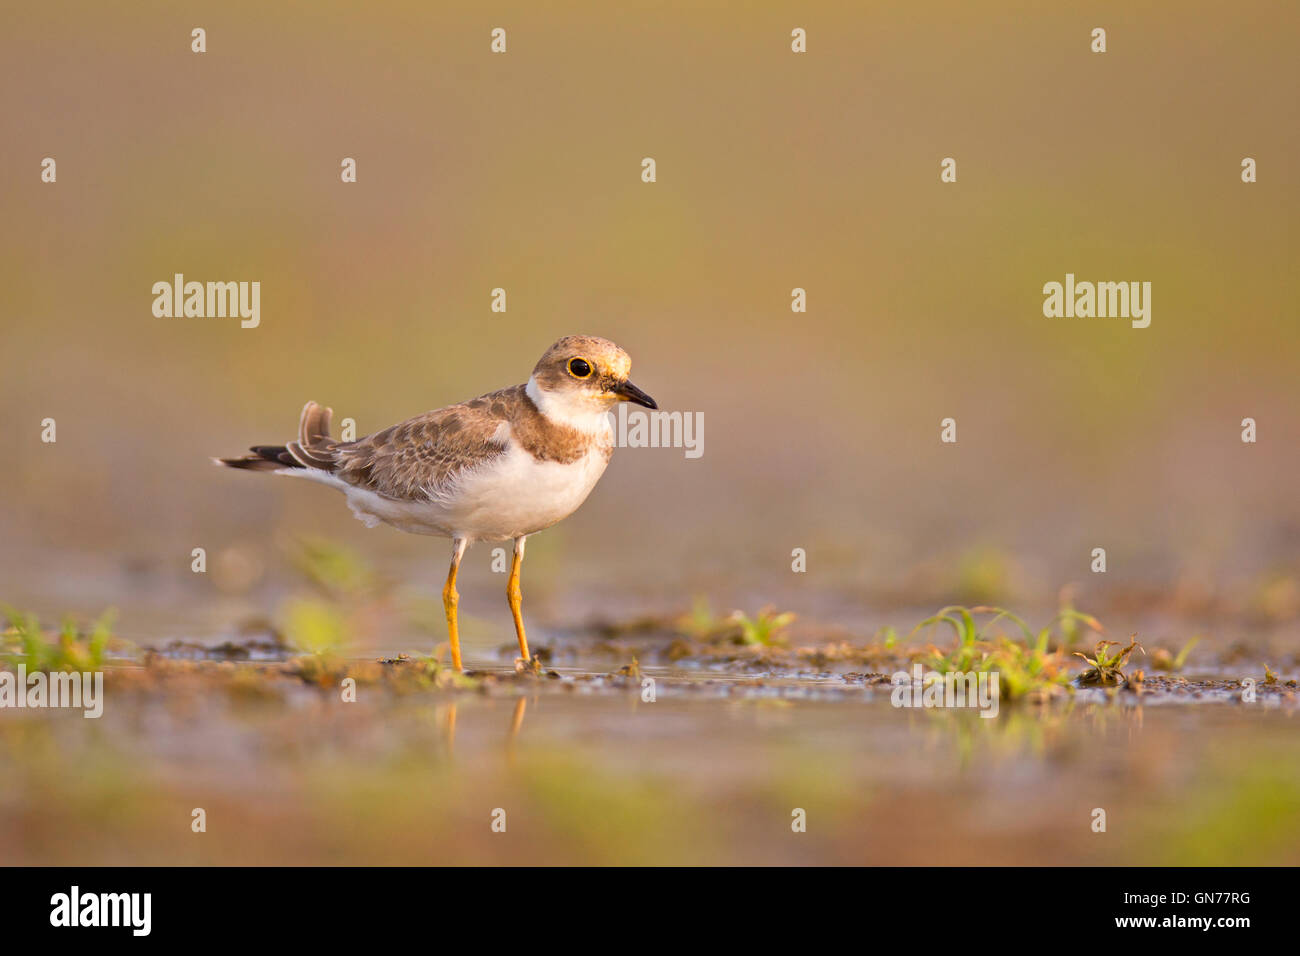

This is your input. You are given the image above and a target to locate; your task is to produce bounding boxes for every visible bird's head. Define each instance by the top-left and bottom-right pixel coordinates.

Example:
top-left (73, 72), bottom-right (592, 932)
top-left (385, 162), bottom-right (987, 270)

top-left (527, 335), bottom-right (657, 424)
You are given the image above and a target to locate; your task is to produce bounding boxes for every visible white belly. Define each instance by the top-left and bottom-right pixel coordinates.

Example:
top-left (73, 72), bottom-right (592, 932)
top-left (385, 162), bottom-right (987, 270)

top-left (280, 442), bottom-right (611, 542)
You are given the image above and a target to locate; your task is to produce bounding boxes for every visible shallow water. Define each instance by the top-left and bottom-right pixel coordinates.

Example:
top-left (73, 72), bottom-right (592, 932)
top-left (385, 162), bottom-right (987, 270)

top-left (2, 634), bottom-right (1297, 866)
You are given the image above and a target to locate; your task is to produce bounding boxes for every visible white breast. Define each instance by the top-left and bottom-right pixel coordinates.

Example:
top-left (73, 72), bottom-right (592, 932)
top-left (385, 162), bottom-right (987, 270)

top-left (433, 439), bottom-right (611, 541)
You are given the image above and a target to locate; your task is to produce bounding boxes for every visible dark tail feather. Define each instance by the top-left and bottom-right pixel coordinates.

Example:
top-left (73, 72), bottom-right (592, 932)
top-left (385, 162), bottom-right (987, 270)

top-left (215, 402), bottom-right (339, 473)
top-left (214, 445), bottom-right (299, 472)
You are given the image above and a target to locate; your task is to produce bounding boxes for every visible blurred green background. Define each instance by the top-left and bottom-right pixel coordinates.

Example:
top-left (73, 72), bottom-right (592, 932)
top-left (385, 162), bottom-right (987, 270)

top-left (3, 1), bottom-right (1298, 643)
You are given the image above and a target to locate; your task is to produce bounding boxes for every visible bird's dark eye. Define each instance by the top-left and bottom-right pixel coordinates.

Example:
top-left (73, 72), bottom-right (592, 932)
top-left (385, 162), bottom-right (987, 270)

top-left (568, 358), bottom-right (592, 378)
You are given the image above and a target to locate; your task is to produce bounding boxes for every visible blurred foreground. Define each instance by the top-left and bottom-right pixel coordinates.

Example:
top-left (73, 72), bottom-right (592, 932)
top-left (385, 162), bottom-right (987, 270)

top-left (2, 588), bottom-right (1297, 866)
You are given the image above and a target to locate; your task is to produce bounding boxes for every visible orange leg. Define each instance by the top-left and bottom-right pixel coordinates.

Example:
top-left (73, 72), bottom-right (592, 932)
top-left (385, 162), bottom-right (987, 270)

top-left (507, 536), bottom-right (530, 664)
top-left (442, 537), bottom-right (467, 671)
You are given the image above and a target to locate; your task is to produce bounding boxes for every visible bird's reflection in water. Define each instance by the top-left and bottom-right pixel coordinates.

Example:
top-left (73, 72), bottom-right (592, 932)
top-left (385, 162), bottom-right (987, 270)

top-left (506, 697), bottom-right (527, 764)
top-left (443, 701), bottom-right (456, 756)
top-left (439, 696), bottom-right (532, 762)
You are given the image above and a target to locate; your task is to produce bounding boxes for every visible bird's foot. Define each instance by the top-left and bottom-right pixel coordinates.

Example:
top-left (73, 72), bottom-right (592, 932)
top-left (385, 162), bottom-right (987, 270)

top-left (514, 655), bottom-right (543, 676)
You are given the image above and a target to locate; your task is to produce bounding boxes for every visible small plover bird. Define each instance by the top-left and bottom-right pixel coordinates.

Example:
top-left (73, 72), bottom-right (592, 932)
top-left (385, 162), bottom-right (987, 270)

top-left (217, 335), bottom-right (656, 671)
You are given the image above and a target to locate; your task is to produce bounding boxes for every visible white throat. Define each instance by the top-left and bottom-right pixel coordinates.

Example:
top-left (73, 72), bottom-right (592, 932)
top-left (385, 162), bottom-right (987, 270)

top-left (526, 375), bottom-right (613, 437)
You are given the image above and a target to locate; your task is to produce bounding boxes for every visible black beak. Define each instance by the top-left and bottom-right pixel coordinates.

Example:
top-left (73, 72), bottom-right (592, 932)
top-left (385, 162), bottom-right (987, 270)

top-left (613, 380), bottom-right (658, 410)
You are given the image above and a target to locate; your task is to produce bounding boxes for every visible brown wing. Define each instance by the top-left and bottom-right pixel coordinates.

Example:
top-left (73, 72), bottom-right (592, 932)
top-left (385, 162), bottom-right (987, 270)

top-left (333, 387), bottom-right (521, 500)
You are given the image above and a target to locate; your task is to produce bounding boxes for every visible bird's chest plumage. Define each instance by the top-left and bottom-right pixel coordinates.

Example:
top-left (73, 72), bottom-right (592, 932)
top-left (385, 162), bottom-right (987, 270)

top-left (443, 438), bottom-right (612, 540)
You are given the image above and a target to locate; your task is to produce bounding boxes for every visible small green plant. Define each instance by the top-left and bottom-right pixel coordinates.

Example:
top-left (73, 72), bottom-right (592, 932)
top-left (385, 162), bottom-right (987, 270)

top-left (673, 599), bottom-right (796, 647)
top-left (909, 604), bottom-right (1101, 701)
top-left (1074, 636), bottom-right (1143, 686)
top-left (912, 604), bottom-right (1102, 655)
top-left (1150, 638), bottom-right (1200, 672)
top-left (1054, 587), bottom-right (1089, 650)
top-left (678, 596), bottom-right (725, 640)
top-left (1, 607), bottom-right (117, 671)
top-left (729, 607), bottom-right (796, 647)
